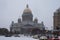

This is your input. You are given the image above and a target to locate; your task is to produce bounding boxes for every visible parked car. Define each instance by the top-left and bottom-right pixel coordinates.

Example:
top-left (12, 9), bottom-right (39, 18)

top-left (32, 35), bottom-right (39, 39)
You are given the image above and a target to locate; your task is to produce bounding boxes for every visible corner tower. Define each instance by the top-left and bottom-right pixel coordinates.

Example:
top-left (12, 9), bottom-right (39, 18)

top-left (22, 4), bottom-right (33, 22)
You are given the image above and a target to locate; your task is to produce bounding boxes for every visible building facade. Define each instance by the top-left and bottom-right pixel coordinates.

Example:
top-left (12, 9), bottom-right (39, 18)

top-left (53, 8), bottom-right (60, 30)
top-left (10, 4), bottom-right (45, 35)
top-left (53, 8), bottom-right (60, 36)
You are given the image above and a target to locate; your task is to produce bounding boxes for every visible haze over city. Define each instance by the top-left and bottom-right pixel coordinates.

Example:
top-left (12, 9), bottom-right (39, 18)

top-left (0, 0), bottom-right (60, 30)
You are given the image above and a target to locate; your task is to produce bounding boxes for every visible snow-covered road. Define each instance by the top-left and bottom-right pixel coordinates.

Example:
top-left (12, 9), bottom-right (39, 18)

top-left (0, 35), bottom-right (39, 40)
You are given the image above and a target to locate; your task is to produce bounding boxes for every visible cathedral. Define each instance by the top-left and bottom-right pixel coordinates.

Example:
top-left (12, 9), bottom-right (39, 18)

top-left (10, 4), bottom-right (45, 35)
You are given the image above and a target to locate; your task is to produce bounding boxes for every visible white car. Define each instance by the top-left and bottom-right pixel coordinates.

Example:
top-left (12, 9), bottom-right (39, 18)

top-left (32, 35), bottom-right (39, 39)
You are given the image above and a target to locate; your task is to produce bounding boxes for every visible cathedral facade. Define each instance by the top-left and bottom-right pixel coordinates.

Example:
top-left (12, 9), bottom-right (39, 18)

top-left (10, 5), bottom-right (45, 35)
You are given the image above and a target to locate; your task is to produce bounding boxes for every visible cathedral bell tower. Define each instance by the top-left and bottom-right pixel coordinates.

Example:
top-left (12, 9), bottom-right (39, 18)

top-left (22, 4), bottom-right (33, 22)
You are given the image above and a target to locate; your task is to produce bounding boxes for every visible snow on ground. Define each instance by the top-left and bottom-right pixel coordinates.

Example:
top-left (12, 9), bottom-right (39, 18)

top-left (0, 35), bottom-right (39, 40)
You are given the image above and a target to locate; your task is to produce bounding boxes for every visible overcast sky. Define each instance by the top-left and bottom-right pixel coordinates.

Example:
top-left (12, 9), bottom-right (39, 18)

top-left (0, 0), bottom-right (60, 30)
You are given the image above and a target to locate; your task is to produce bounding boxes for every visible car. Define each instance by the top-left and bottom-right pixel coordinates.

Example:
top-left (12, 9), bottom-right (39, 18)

top-left (32, 35), bottom-right (39, 39)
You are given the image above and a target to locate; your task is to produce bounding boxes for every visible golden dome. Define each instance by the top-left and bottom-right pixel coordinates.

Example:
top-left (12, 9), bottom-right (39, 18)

top-left (23, 4), bottom-right (32, 13)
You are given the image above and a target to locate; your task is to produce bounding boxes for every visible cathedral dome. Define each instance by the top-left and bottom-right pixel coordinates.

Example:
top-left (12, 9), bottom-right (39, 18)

top-left (23, 4), bottom-right (32, 13)
top-left (22, 4), bottom-right (33, 21)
